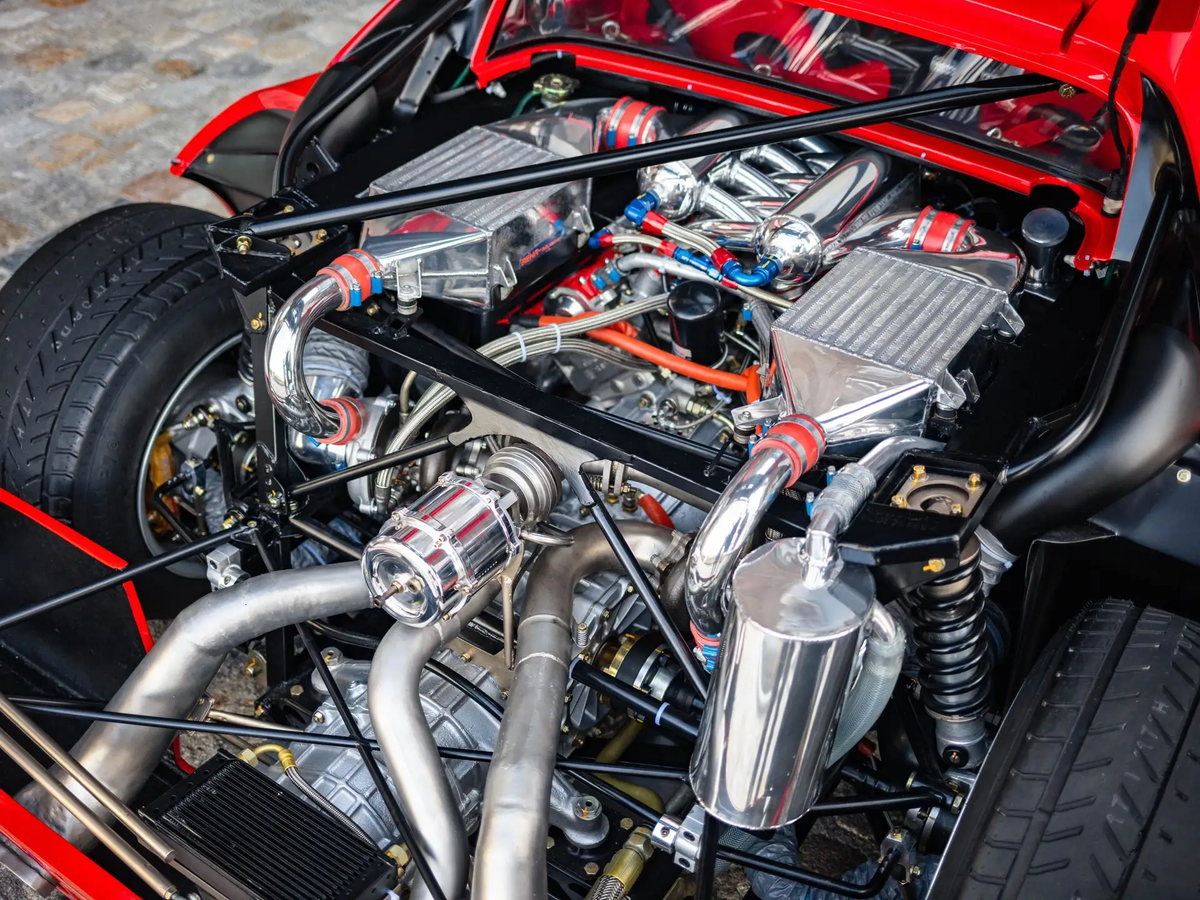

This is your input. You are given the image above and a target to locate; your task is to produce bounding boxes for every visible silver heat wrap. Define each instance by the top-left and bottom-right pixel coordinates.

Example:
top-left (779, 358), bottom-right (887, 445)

top-left (16, 563), bottom-right (371, 849)
top-left (690, 540), bottom-right (875, 828)
top-left (473, 523), bottom-right (674, 900)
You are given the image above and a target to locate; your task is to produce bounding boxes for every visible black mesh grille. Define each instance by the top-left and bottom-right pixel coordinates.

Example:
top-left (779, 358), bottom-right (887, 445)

top-left (143, 751), bottom-right (393, 900)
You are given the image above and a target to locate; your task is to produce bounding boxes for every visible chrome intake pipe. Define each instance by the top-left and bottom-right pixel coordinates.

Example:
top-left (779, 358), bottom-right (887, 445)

top-left (753, 150), bottom-right (914, 285)
top-left (370, 584), bottom-right (499, 900)
top-left (636, 109), bottom-right (754, 219)
top-left (265, 249), bottom-right (382, 441)
top-left (473, 523), bottom-right (675, 900)
top-left (685, 416), bottom-right (826, 637)
top-left (17, 563), bottom-right (372, 849)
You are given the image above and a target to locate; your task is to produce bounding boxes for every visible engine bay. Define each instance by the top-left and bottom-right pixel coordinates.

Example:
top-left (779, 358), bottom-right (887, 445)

top-left (6, 42), bottom-right (1199, 900)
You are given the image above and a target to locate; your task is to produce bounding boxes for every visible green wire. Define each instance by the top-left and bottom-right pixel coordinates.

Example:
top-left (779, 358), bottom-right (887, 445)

top-left (513, 89), bottom-right (540, 115)
top-left (450, 63), bottom-right (471, 89)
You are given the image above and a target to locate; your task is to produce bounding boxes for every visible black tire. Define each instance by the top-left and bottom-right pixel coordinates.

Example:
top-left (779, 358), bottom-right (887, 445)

top-left (932, 600), bottom-right (1200, 900)
top-left (0, 203), bottom-right (242, 614)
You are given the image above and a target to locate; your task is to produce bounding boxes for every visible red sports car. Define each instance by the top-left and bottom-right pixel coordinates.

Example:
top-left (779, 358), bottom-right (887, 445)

top-left (1, 1), bottom-right (1197, 898)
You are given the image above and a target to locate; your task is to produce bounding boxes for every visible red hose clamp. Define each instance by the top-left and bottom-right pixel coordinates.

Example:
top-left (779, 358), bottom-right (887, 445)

top-left (318, 250), bottom-right (384, 310)
top-left (907, 207), bottom-right (974, 253)
top-left (752, 415), bottom-right (826, 486)
top-left (317, 396), bottom-right (366, 445)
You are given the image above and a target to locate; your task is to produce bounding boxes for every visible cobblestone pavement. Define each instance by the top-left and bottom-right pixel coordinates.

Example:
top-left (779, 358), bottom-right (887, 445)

top-left (0, 0), bottom-right (384, 287)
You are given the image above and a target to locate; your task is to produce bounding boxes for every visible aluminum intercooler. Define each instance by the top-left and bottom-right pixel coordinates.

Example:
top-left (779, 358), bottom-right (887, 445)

top-left (361, 111), bottom-right (596, 310)
top-left (772, 247), bottom-right (1023, 439)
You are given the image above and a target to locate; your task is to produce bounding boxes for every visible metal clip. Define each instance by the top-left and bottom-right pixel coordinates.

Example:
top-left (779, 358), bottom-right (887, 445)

top-left (651, 804), bottom-right (705, 872)
top-left (730, 394), bottom-right (788, 430)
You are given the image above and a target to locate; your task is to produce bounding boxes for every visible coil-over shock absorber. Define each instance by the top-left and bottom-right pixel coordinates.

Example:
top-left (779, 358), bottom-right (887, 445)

top-left (909, 537), bottom-right (992, 768)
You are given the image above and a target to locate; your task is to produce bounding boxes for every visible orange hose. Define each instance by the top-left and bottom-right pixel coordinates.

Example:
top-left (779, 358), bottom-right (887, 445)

top-left (586, 327), bottom-right (755, 393)
top-left (744, 364), bottom-right (762, 404)
top-left (638, 494), bottom-right (675, 529)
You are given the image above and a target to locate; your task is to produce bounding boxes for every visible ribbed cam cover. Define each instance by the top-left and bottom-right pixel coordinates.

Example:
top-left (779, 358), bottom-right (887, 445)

top-left (361, 112), bottom-right (595, 310)
top-left (772, 247), bottom-right (1022, 440)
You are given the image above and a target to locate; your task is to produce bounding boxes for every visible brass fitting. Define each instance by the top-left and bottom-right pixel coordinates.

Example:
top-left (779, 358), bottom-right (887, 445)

top-left (585, 825), bottom-right (654, 898)
top-left (240, 743), bottom-right (296, 771)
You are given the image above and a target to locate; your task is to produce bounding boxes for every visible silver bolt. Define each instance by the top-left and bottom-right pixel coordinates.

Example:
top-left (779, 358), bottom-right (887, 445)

top-left (584, 862), bottom-right (600, 876)
top-left (312, 711), bottom-right (325, 724)
top-left (575, 620), bottom-right (590, 648)
top-left (1178, 468), bottom-right (1192, 483)
top-left (289, 684), bottom-right (304, 697)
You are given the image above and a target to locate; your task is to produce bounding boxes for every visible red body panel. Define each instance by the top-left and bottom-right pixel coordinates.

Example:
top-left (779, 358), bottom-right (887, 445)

top-left (0, 790), bottom-right (141, 900)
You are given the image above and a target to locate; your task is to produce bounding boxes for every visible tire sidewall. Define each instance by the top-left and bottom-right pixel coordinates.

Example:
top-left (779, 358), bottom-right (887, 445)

top-left (70, 277), bottom-right (242, 594)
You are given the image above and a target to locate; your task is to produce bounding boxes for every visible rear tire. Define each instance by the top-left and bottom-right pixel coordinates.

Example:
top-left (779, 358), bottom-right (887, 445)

top-left (0, 203), bottom-right (242, 614)
top-left (932, 600), bottom-right (1200, 900)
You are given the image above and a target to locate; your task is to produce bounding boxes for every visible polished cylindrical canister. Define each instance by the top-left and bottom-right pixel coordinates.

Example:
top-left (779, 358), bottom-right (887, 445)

top-left (689, 538), bottom-right (874, 827)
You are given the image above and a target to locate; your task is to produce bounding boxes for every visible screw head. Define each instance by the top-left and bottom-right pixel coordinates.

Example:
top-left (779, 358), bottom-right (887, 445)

top-left (1177, 468), bottom-right (1192, 483)
top-left (967, 472), bottom-right (982, 491)
top-left (584, 862), bottom-right (600, 876)
top-left (313, 229), bottom-right (328, 243)
top-left (250, 313), bottom-right (265, 333)
top-left (911, 464), bottom-right (927, 482)
top-left (890, 494), bottom-right (908, 509)
top-left (289, 684), bottom-right (304, 697)
top-left (1058, 83), bottom-right (1078, 99)
top-left (620, 817), bottom-right (634, 830)
top-left (943, 747), bottom-right (965, 766)
top-left (546, 837), bottom-right (555, 850)
top-left (235, 236), bottom-right (252, 255)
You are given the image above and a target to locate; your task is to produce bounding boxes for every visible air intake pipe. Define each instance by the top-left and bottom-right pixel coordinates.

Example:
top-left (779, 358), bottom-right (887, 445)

top-left (751, 150), bottom-right (912, 285)
top-left (265, 249), bottom-right (382, 441)
top-left (985, 325), bottom-right (1200, 550)
top-left (685, 415), bottom-right (826, 641)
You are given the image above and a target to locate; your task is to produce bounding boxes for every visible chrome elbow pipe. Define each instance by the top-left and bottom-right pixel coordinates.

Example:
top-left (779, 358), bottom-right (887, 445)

top-left (265, 249), bottom-right (382, 440)
top-left (17, 563), bottom-right (372, 849)
top-left (685, 417), bottom-right (826, 636)
top-left (473, 523), bottom-right (675, 900)
top-left (369, 584), bottom-right (498, 900)
top-left (753, 150), bottom-right (912, 285)
top-left (636, 109), bottom-right (753, 219)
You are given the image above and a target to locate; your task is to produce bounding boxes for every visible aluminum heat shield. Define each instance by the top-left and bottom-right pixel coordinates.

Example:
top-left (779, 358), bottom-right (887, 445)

top-left (772, 247), bottom-right (1022, 441)
top-left (361, 109), bottom-right (595, 310)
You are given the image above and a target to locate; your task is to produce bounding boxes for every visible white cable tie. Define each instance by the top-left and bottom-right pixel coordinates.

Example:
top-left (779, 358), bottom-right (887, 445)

top-left (654, 702), bottom-right (669, 726)
top-left (513, 330), bottom-right (529, 363)
top-left (553, 324), bottom-right (563, 355)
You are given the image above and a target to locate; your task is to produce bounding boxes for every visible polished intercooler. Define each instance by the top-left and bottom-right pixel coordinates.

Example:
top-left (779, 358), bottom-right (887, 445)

top-left (771, 247), bottom-right (1024, 439)
top-left (360, 110), bottom-right (596, 309)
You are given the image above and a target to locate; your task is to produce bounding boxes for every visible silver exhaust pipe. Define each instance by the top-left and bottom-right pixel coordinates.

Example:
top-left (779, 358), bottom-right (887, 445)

top-left (370, 584), bottom-right (499, 900)
top-left (473, 523), bottom-right (675, 900)
top-left (17, 563), bottom-right (372, 849)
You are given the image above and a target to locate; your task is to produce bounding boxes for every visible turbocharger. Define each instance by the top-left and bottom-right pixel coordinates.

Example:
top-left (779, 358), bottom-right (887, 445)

top-left (361, 445), bottom-right (561, 625)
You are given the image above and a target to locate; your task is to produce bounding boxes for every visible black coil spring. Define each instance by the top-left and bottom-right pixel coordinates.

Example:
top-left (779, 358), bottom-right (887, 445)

top-left (909, 550), bottom-right (993, 719)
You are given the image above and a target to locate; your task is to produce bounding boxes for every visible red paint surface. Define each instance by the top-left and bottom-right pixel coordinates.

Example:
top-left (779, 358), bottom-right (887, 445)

top-left (0, 790), bottom-right (141, 900)
top-left (170, 73), bottom-right (318, 175)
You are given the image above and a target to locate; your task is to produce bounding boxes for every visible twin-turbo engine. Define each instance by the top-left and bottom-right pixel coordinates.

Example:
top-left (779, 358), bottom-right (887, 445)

top-left (17, 96), bottom-right (1044, 900)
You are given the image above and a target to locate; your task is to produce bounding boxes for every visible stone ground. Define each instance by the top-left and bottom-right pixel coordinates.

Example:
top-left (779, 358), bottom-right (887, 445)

top-left (0, 3), bottom-right (876, 895)
top-left (0, 0), bottom-right (385, 288)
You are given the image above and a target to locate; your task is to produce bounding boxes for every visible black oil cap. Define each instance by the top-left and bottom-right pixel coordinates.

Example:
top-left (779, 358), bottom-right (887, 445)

top-left (668, 281), bottom-right (727, 366)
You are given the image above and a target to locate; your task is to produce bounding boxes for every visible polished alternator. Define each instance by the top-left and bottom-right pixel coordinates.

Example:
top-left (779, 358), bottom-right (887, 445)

top-left (361, 445), bottom-right (561, 624)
